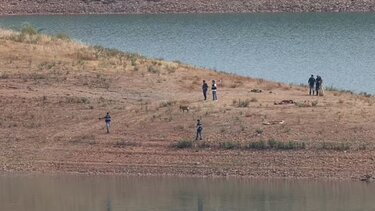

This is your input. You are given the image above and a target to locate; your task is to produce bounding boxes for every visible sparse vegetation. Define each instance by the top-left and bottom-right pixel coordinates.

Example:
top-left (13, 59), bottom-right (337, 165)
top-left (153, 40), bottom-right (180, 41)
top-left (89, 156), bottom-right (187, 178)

top-left (148, 65), bottom-right (161, 74)
top-left (325, 86), bottom-right (354, 95)
top-left (114, 141), bottom-right (138, 148)
top-left (246, 140), bottom-right (305, 150)
top-left (159, 101), bottom-right (176, 108)
top-left (55, 33), bottom-right (71, 41)
top-left (9, 24), bottom-right (42, 43)
top-left (255, 128), bottom-right (263, 135)
top-left (246, 140), bottom-right (267, 149)
top-left (319, 142), bottom-right (350, 151)
top-left (232, 99), bottom-right (251, 108)
top-left (175, 139), bottom-right (193, 149)
top-left (64, 96), bottom-right (90, 104)
top-left (219, 141), bottom-right (240, 150)
top-left (0, 27), bottom-right (374, 179)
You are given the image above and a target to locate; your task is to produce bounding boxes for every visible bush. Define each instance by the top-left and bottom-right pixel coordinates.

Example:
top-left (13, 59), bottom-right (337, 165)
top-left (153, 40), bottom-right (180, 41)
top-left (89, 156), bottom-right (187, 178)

top-left (175, 140), bottom-right (193, 149)
top-left (20, 24), bottom-right (39, 36)
top-left (255, 128), bottom-right (263, 135)
top-left (268, 139), bottom-right (305, 150)
top-left (320, 142), bottom-right (350, 151)
top-left (55, 33), bottom-right (71, 41)
top-left (247, 140), bottom-right (267, 149)
top-left (246, 139), bottom-right (305, 150)
top-left (148, 65), bottom-right (161, 74)
top-left (159, 101), bottom-right (176, 108)
top-left (0, 73), bottom-right (9, 79)
top-left (93, 45), bottom-right (124, 58)
top-left (219, 141), bottom-right (240, 149)
top-left (232, 99), bottom-right (251, 108)
top-left (10, 24), bottom-right (42, 43)
top-left (65, 96), bottom-right (90, 104)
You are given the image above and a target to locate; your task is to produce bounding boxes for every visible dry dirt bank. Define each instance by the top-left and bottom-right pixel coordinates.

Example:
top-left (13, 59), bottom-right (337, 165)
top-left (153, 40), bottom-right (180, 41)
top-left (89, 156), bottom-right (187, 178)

top-left (0, 29), bottom-right (375, 180)
top-left (0, 0), bottom-right (375, 15)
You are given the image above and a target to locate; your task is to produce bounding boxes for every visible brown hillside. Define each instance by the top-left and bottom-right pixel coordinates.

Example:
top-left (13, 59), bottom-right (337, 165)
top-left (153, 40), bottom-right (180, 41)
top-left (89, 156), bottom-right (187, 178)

top-left (1, 0), bottom-right (375, 15)
top-left (0, 29), bottom-right (375, 180)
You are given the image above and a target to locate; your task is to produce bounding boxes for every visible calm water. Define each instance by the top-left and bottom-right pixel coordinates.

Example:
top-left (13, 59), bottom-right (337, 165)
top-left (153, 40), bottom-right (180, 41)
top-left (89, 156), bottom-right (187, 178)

top-left (1, 13), bottom-right (375, 93)
top-left (1, 175), bottom-right (375, 211)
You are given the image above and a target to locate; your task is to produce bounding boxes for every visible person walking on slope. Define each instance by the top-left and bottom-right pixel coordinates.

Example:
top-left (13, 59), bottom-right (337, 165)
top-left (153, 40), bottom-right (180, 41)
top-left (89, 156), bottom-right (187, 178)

top-left (202, 80), bottom-right (208, 100)
top-left (315, 75), bottom-right (323, 96)
top-left (99, 112), bottom-right (111, 133)
top-left (211, 80), bottom-right (217, 101)
top-left (308, 75), bottom-right (316, 96)
top-left (196, 119), bottom-right (203, 140)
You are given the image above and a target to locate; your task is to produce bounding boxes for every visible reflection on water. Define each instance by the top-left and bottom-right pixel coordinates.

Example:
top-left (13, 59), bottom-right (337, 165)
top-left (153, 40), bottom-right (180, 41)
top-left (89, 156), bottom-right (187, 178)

top-left (1, 13), bottom-right (375, 93)
top-left (1, 175), bottom-right (375, 211)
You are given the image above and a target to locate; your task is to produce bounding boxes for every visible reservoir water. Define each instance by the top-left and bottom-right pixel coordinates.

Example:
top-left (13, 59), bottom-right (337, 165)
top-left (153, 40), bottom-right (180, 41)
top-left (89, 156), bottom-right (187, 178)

top-left (1, 175), bottom-right (375, 211)
top-left (1, 13), bottom-right (375, 93)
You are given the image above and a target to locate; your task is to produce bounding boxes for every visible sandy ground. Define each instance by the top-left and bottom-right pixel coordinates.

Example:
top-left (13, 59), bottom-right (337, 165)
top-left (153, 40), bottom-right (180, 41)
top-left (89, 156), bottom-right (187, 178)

top-left (0, 29), bottom-right (375, 180)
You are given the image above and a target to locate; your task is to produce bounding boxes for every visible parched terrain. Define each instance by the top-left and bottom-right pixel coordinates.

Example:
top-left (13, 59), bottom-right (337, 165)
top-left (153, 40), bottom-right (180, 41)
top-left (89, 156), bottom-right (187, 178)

top-left (0, 29), bottom-right (375, 180)
top-left (0, 0), bottom-right (375, 15)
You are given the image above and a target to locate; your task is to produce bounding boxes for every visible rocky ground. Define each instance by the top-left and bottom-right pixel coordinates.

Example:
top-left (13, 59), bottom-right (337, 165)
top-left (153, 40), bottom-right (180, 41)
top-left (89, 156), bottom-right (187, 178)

top-left (0, 0), bottom-right (375, 15)
top-left (0, 29), bottom-right (375, 180)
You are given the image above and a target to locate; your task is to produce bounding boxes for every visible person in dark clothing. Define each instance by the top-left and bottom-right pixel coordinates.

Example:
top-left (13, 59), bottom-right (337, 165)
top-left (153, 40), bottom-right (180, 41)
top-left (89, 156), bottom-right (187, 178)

top-left (308, 75), bottom-right (316, 96)
top-left (211, 80), bottom-right (217, 101)
top-left (99, 112), bottom-right (111, 133)
top-left (202, 80), bottom-right (208, 100)
top-left (315, 75), bottom-right (323, 96)
top-left (196, 119), bottom-right (203, 140)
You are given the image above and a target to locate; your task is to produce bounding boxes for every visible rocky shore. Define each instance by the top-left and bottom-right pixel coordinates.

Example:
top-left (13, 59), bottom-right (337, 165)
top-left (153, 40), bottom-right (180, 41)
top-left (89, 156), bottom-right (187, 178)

top-left (1, 0), bottom-right (375, 15)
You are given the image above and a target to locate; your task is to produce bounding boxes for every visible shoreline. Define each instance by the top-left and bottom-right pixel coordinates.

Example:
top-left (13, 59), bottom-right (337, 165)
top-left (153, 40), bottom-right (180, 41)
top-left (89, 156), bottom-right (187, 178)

top-left (0, 29), bottom-right (375, 181)
top-left (0, 171), bottom-right (362, 182)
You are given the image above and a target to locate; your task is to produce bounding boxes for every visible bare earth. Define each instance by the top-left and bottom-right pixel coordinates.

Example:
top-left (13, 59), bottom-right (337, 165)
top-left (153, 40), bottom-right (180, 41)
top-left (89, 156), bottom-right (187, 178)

top-left (0, 29), bottom-right (374, 180)
top-left (1, 0), bottom-right (375, 15)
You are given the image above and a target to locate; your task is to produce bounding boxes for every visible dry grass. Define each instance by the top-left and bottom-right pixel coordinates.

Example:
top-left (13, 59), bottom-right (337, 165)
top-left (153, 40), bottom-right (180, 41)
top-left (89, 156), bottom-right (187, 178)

top-left (1, 28), bottom-right (375, 179)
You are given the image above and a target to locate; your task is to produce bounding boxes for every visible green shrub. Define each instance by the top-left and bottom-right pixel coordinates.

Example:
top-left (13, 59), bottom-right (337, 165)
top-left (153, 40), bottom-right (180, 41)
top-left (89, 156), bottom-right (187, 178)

top-left (219, 141), bottom-right (240, 150)
top-left (148, 65), bottom-right (161, 74)
top-left (247, 140), bottom-right (267, 149)
top-left (268, 139), bottom-right (305, 150)
top-left (20, 24), bottom-right (39, 36)
top-left (246, 140), bottom-right (305, 150)
top-left (55, 33), bottom-right (71, 41)
top-left (320, 142), bottom-right (350, 151)
top-left (175, 140), bottom-right (193, 149)
top-left (10, 24), bottom-right (42, 43)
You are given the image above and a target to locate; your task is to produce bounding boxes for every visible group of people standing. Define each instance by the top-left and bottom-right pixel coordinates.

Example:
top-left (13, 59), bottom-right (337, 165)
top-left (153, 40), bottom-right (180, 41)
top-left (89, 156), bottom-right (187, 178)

top-left (308, 75), bottom-right (323, 96)
top-left (202, 80), bottom-right (218, 101)
top-left (196, 79), bottom-right (218, 140)
top-left (100, 75), bottom-right (326, 139)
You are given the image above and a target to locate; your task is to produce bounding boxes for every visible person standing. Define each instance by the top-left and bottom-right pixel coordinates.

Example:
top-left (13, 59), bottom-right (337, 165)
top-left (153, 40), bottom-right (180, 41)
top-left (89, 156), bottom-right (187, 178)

top-left (315, 75), bottom-right (323, 96)
top-left (211, 80), bottom-right (217, 101)
top-left (202, 80), bottom-right (208, 100)
top-left (196, 119), bottom-right (203, 140)
top-left (308, 75), bottom-right (316, 96)
top-left (99, 112), bottom-right (111, 133)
